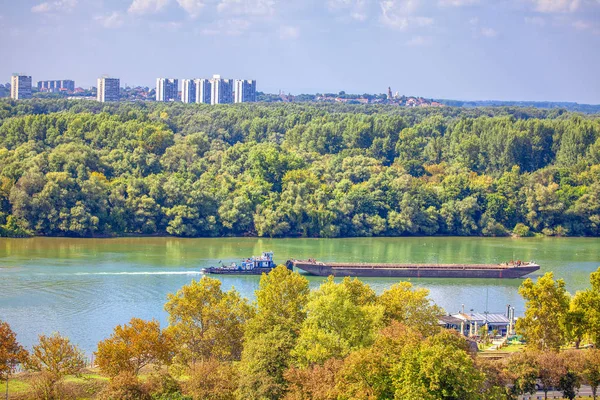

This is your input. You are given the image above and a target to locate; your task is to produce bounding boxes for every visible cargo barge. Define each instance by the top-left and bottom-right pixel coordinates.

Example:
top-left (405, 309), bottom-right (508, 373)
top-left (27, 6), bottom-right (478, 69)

top-left (203, 251), bottom-right (289, 275)
top-left (286, 259), bottom-right (540, 279)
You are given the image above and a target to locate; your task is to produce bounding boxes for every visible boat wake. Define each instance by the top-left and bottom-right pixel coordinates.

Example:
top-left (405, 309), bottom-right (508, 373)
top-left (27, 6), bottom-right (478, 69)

top-left (73, 271), bottom-right (205, 276)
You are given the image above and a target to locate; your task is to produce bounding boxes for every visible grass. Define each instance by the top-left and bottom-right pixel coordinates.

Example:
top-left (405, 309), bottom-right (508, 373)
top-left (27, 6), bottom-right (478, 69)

top-left (5, 372), bottom-right (108, 399)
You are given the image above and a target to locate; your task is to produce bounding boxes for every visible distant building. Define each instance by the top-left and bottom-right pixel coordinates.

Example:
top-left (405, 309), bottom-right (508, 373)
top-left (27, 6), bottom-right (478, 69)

top-left (156, 78), bottom-right (178, 102)
top-left (234, 79), bottom-right (257, 103)
top-left (97, 77), bottom-right (120, 102)
top-left (11, 74), bottom-right (32, 100)
top-left (38, 80), bottom-right (75, 93)
top-left (181, 79), bottom-right (196, 104)
top-left (195, 79), bottom-right (211, 104)
top-left (209, 75), bottom-right (233, 105)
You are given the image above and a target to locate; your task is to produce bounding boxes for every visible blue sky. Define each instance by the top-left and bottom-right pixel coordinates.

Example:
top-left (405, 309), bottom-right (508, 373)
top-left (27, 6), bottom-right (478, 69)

top-left (1, 0), bottom-right (599, 103)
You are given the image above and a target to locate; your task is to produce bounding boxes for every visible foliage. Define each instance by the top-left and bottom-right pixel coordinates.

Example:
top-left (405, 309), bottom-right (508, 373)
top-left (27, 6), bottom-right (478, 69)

top-left (26, 333), bottom-right (85, 380)
top-left (95, 317), bottom-right (172, 376)
top-left (97, 372), bottom-right (150, 400)
top-left (182, 359), bottom-right (238, 400)
top-left (581, 349), bottom-right (600, 400)
top-left (378, 281), bottom-right (443, 336)
top-left (0, 320), bottom-right (27, 380)
top-left (291, 277), bottom-right (384, 366)
top-left (516, 272), bottom-right (571, 350)
top-left (0, 100), bottom-right (598, 238)
top-left (572, 267), bottom-right (600, 347)
top-left (164, 277), bottom-right (253, 367)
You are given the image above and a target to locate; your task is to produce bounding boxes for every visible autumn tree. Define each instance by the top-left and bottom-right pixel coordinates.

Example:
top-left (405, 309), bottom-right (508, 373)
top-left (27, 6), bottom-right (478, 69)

top-left (378, 281), bottom-right (443, 336)
top-left (581, 349), bottom-right (600, 400)
top-left (517, 272), bottom-right (570, 350)
top-left (0, 321), bottom-right (27, 400)
top-left (283, 358), bottom-right (342, 400)
top-left (95, 318), bottom-right (171, 377)
top-left (536, 351), bottom-right (565, 399)
top-left (183, 359), bottom-right (238, 400)
top-left (164, 277), bottom-right (253, 367)
top-left (238, 266), bottom-right (310, 400)
top-left (26, 333), bottom-right (86, 399)
top-left (291, 277), bottom-right (384, 366)
top-left (503, 351), bottom-right (538, 398)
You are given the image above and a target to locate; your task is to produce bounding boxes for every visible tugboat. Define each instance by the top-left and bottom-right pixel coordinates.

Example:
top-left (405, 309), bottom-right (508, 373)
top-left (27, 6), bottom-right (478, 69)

top-left (203, 251), bottom-right (285, 275)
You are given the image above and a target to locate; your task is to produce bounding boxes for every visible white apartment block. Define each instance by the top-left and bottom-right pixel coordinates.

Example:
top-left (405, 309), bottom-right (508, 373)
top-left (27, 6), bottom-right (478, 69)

top-left (11, 74), bottom-right (32, 100)
top-left (156, 78), bottom-right (178, 102)
top-left (97, 77), bottom-right (120, 102)
top-left (181, 79), bottom-right (196, 104)
top-left (195, 79), bottom-right (211, 104)
top-left (234, 79), bottom-right (257, 103)
top-left (209, 75), bottom-right (233, 105)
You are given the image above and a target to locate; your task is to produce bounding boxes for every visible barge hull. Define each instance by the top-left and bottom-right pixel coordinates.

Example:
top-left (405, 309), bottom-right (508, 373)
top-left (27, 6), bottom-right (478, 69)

top-left (288, 261), bottom-right (539, 279)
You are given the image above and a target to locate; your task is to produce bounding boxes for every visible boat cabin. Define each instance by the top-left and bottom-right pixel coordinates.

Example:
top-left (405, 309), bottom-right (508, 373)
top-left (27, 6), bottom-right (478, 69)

top-left (239, 251), bottom-right (276, 270)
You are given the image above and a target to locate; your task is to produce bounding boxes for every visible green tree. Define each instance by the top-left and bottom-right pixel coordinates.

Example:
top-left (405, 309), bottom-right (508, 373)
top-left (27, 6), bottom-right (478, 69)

top-left (516, 272), bottom-right (570, 350)
top-left (164, 277), bottom-right (253, 367)
top-left (378, 282), bottom-right (443, 336)
top-left (292, 277), bottom-right (384, 366)
top-left (572, 267), bottom-right (600, 347)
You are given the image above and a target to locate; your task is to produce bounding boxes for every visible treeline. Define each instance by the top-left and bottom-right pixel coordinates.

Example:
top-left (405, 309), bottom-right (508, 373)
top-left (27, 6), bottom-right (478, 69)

top-left (0, 99), bottom-right (599, 238)
top-left (2, 267), bottom-right (600, 400)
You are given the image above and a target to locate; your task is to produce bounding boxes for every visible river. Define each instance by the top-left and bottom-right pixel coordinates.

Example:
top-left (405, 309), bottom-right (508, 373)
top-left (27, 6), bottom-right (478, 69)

top-left (1, 237), bottom-right (599, 354)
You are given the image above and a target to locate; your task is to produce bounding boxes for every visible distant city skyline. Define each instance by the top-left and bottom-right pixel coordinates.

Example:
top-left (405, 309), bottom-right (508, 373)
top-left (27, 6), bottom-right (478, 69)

top-left (2, 1), bottom-right (599, 103)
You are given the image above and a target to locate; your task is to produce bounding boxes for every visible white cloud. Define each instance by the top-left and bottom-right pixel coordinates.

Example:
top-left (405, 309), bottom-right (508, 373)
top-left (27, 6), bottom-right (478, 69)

top-left (379, 0), bottom-right (433, 30)
top-left (94, 12), bottom-right (124, 28)
top-left (573, 19), bottom-right (600, 34)
top-left (530, 0), bottom-right (580, 13)
top-left (328, 0), bottom-right (369, 21)
top-left (439, 0), bottom-right (478, 6)
top-left (31, 0), bottom-right (77, 13)
top-left (217, 0), bottom-right (276, 16)
top-left (176, 0), bottom-right (206, 17)
top-left (128, 0), bottom-right (170, 14)
top-left (406, 35), bottom-right (432, 45)
top-left (279, 25), bottom-right (299, 39)
top-left (480, 26), bottom-right (497, 36)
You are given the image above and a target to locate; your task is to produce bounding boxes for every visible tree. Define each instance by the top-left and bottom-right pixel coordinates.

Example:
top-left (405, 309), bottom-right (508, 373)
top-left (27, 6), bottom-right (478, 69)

top-left (378, 282), bottom-right (443, 336)
top-left (164, 277), bottom-right (253, 367)
top-left (95, 318), bottom-right (171, 377)
top-left (391, 332), bottom-right (484, 400)
top-left (183, 359), bottom-right (238, 400)
top-left (581, 349), bottom-right (600, 400)
top-left (291, 277), bottom-right (384, 366)
top-left (0, 321), bottom-right (27, 400)
top-left (26, 333), bottom-right (86, 399)
top-left (572, 267), bottom-right (600, 347)
top-left (516, 272), bottom-right (570, 350)
top-left (536, 351), bottom-right (565, 399)
top-left (503, 351), bottom-right (538, 398)
top-left (283, 358), bottom-right (342, 400)
top-left (238, 266), bottom-right (310, 399)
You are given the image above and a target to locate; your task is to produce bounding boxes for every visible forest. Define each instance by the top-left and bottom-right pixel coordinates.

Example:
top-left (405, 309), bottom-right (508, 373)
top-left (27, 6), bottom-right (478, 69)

top-left (2, 266), bottom-right (600, 400)
top-left (0, 99), bottom-right (599, 238)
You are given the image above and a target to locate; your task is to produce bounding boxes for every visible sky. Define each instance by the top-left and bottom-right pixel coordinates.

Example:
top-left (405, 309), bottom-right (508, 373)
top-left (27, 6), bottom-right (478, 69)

top-left (1, 0), bottom-right (599, 103)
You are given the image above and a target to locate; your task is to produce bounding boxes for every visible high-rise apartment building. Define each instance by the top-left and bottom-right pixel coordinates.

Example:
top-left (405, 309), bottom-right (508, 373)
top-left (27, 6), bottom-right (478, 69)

top-left (11, 74), bottom-right (32, 100)
top-left (97, 77), bottom-right (120, 102)
top-left (209, 75), bottom-right (233, 105)
top-left (38, 80), bottom-right (75, 92)
top-left (234, 79), bottom-right (257, 103)
top-left (156, 78), bottom-right (178, 102)
top-left (181, 79), bottom-right (196, 104)
top-left (195, 79), bottom-right (211, 104)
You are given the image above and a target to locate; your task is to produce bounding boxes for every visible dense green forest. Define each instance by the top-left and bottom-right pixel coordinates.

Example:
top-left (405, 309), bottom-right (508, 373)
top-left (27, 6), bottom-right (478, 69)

top-left (0, 99), bottom-right (599, 238)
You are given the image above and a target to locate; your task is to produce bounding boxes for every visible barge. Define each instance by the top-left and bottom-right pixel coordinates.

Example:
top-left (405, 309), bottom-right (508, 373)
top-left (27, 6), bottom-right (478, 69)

top-left (286, 259), bottom-right (540, 279)
top-left (203, 251), bottom-right (287, 275)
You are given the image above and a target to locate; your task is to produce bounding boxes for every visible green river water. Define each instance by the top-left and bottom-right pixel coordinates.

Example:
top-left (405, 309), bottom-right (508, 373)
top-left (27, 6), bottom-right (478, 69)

top-left (0, 236), bottom-right (599, 354)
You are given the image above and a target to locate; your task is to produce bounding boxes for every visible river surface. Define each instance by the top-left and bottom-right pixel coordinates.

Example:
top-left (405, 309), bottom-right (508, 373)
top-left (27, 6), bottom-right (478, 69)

top-left (1, 237), bottom-right (599, 354)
